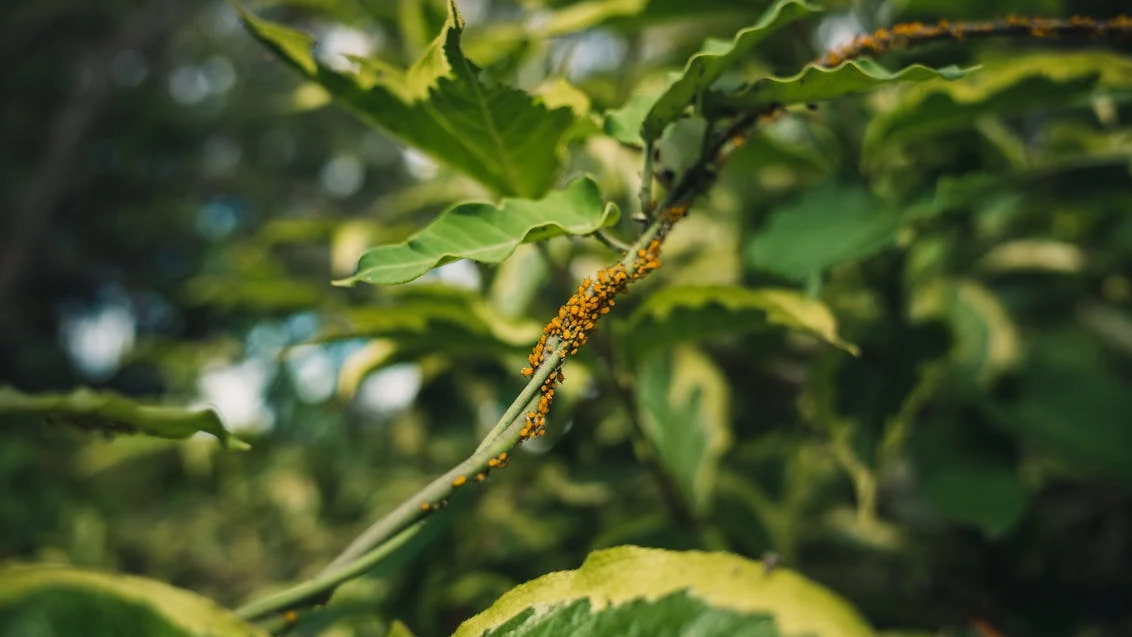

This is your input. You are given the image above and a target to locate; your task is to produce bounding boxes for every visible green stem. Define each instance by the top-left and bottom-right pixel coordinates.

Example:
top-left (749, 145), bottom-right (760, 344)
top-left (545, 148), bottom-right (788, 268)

top-left (237, 522), bottom-right (424, 620)
top-left (234, 167), bottom-right (700, 623)
top-left (235, 104), bottom-right (772, 624)
top-left (830, 428), bottom-right (878, 526)
top-left (593, 229), bottom-right (632, 253)
top-left (638, 141), bottom-right (654, 222)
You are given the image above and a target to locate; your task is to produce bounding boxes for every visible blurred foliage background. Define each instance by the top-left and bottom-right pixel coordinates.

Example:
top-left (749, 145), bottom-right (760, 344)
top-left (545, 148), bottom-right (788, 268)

top-left (2, 0), bottom-right (1131, 636)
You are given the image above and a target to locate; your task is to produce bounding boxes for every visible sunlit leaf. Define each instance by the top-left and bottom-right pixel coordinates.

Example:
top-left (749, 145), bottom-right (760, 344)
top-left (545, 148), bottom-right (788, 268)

top-left (237, 0), bottom-right (577, 197)
top-left (640, 0), bottom-right (821, 142)
top-left (0, 387), bottom-right (245, 450)
top-left (616, 285), bottom-right (857, 366)
top-left (864, 51), bottom-right (1132, 155)
top-left (910, 279), bottom-right (1020, 387)
top-left (0, 564), bottom-right (266, 637)
top-left (976, 239), bottom-right (1086, 274)
top-left (478, 592), bottom-right (779, 637)
top-left (336, 177), bottom-right (619, 286)
top-left (704, 59), bottom-right (974, 116)
top-left (451, 546), bottom-right (875, 637)
top-left (746, 182), bottom-right (899, 282)
top-left (636, 346), bottom-right (731, 517)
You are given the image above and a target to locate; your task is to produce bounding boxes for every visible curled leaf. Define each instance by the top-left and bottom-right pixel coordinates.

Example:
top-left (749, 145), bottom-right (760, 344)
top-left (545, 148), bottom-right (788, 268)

top-left (640, 0), bottom-right (821, 141)
top-left (0, 387), bottom-right (245, 450)
top-left (705, 59), bottom-right (974, 116)
top-left (335, 177), bottom-right (619, 287)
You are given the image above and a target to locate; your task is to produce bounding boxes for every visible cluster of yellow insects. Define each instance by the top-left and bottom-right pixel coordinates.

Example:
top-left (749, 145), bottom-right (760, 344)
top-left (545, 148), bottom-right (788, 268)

top-left (822, 15), bottom-right (1132, 66)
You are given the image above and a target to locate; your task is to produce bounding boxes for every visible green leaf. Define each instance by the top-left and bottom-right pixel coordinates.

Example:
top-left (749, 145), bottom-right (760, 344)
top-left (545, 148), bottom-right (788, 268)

top-left (182, 277), bottom-right (328, 312)
top-left (311, 284), bottom-right (542, 351)
top-left (480, 591), bottom-right (779, 637)
top-left (236, 1), bottom-right (576, 198)
top-left (616, 285), bottom-right (857, 366)
top-left (985, 332), bottom-right (1132, 486)
top-left (451, 546), bottom-right (875, 637)
top-left (746, 182), bottom-right (899, 282)
top-left (912, 419), bottom-right (1028, 537)
top-left (0, 564), bottom-right (266, 637)
top-left (335, 177), bottom-right (618, 286)
top-left (181, 244), bottom-right (330, 312)
top-left (864, 51), bottom-right (1132, 156)
top-left (704, 59), bottom-right (975, 116)
top-left (640, 0), bottom-right (821, 142)
top-left (603, 92), bottom-right (661, 146)
top-left (636, 347), bottom-right (731, 517)
top-left (0, 387), bottom-right (245, 450)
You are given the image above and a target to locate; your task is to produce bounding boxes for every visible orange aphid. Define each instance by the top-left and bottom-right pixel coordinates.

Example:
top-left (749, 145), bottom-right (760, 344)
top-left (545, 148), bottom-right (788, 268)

top-left (452, 475), bottom-right (467, 487)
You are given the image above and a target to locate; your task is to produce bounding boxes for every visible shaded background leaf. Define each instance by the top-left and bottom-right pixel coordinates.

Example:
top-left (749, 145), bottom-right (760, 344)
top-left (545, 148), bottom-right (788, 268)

top-left (864, 51), bottom-right (1132, 156)
top-left (636, 346), bottom-right (731, 517)
top-left (0, 387), bottom-right (243, 450)
top-left (615, 285), bottom-right (856, 366)
top-left (746, 182), bottom-right (900, 283)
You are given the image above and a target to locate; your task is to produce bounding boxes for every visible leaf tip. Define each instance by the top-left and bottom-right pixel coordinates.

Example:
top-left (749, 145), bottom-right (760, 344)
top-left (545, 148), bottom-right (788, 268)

top-left (225, 437), bottom-right (252, 451)
top-left (447, 0), bottom-right (465, 31)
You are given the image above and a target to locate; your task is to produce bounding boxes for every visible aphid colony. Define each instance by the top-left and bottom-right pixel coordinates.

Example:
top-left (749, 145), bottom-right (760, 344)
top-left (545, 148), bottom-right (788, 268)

top-left (417, 203), bottom-right (688, 516)
top-left (822, 15), bottom-right (1132, 67)
top-left (519, 233), bottom-right (668, 435)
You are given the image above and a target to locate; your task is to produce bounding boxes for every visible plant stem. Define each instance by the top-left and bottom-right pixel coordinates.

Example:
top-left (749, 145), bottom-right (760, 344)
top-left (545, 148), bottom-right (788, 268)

top-left (638, 141), bottom-right (654, 222)
top-left (236, 521), bottom-right (425, 620)
top-left (593, 229), bottom-right (633, 253)
top-left (235, 111), bottom-right (765, 621)
top-left (233, 151), bottom-right (719, 622)
top-left (230, 11), bottom-right (1132, 625)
